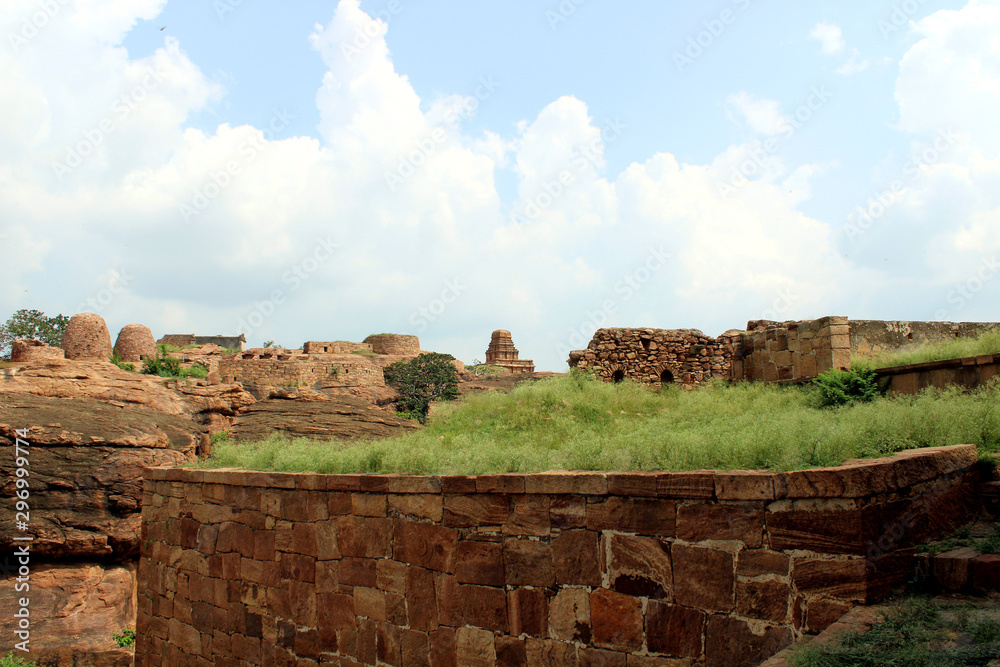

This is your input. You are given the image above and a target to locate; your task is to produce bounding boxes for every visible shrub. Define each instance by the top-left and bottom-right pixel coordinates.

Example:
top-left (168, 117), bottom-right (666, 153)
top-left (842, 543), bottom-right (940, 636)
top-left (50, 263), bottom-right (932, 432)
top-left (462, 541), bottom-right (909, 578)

top-left (141, 348), bottom-right (183, 377)
top-left (110, 350), bottom-right (135, 372)
top-left (0, 653), bottom-right (38, 667)
top-left (813, 364), bottom-right (882, 408)
top-left (112, 629), bottom-right (136, 648)
top-left (384, 352), bottom-right (459, 422)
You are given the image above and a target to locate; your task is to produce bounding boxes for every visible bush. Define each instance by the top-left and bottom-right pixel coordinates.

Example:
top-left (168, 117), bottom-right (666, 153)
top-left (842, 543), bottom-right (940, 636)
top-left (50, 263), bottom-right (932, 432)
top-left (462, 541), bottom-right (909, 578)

top-left (0, 653), bottom-right (37, 667)
top-left (110, 350), bottom-right (135, 372)
top-left (384, 352), bottom-right (459, 422)
top-left (141, 346), bottom-right (207, 379)
top-left (813, 364), bottom-right (882, 408)
top-left (112, 629), bottom-right (136, 648)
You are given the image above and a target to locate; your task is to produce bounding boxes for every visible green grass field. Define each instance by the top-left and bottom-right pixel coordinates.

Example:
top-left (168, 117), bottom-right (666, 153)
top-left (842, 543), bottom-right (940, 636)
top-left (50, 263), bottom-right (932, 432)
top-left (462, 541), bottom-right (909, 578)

top-left (200, 372), bottom-right (1000, 475)
top-left (856, 330), bottom-right (1000, 369)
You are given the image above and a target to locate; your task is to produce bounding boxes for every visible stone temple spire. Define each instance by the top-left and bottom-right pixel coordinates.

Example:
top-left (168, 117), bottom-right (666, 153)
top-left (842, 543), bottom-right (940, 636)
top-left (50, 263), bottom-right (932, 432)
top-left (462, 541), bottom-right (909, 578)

top-left (485, 330), bottom-right (534, 374)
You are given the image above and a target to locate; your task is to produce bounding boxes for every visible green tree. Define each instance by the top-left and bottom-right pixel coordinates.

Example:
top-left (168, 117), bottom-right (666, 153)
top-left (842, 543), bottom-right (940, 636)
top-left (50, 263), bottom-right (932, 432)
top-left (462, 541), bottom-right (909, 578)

top-left (383, 352), bottom-right (459, 422)
top-left (0, 309), bottom-right (70, 358)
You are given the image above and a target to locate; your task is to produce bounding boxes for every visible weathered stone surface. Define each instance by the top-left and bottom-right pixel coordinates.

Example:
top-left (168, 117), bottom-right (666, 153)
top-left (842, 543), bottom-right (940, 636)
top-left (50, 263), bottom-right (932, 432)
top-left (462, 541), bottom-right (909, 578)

top-left (645, 601), bottom-right (705, 658)
top-left (456, 626), bottom-right (496, 666)
top-left (0, 394), bottom-right (196, 560)
top-left (549, 587), bottom-right (592, 643)
top-left (586, 497), bottom-right (675, 535)
top-left (737, 550), bottom-right (790, 578)
top-left (590, 589), bottom-right (642, 652)
top-left (552, 530), bottom-right (602, 587)
top-left (11, 338), bottom-right (64, 362)
top-left (605, 534), bottom-right (672, 599)
top-left (715, 471), bottom-right (774, 500)
top-left (485, 329), bottom-right (535, 375)
top-left (526, 638), bottom-right (579, 666)
top-left (495, 636), bottom-right (527, 667)
top-left (336, 516), bottom-right (392, 558)
top-left (0, 562), bottom-right (136, 664)
top-left (780, 460), bottom-right (896, 498)
top-left (736, 580), bottom-right (790, 622)
top-left (805, 598), bottom-right (852, 634)
top-left (791, 557), bottom-right (866, 601)
top-left (508, 588), bottom-right (549, 637)
top-left (676, 503), bottom-right (763, 546)
top-left (443, 494), bottom-right (509, 527)
top-left (393, 521), bottom-right (457, 572)
top-left (672, 545), bottom-right (734, 613)
top-left (231, 393), bottom-right (418, 442)
top-left (62, 312), bottom-right (113, 361)
top-left (767, 503), bottom-right (864, 554)
top-left (504, 539), bottom-right (555, 588)
top-left (114, 324), bottom-right (157, 363)
top-left (505, 495), bottom-right (550, 535)
top-left (407, 567), bottom-right (438, 631)
top-left (455, 540), bottom-right (505, 586)
top-left (705, 616), bottom-right (792, 667)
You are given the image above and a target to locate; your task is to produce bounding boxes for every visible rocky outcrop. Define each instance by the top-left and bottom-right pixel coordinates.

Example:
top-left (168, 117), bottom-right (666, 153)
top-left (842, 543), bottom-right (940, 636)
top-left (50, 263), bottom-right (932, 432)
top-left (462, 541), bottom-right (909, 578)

top-left (61, 312), bottom-right (113, 361)
top-left (11, 338), bottom-right (64, 362)
top-left (114, 324), bottom-right (156, 362)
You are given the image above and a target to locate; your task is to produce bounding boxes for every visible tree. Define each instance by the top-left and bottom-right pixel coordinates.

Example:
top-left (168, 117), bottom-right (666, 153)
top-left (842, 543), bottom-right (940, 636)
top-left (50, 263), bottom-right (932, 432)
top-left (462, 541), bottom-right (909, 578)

top-left (383, 352), bottom-right (459, 422)
top-left (0, 309), bottom-right (70, 358)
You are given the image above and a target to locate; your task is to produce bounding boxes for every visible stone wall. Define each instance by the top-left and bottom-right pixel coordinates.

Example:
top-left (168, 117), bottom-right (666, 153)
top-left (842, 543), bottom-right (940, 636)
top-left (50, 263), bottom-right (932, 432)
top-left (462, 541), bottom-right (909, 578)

top-left (157, 334), bottom-right (247, 351)
top-left (850, 320), bottom-right (1000, 355)
top-left (568, 328), bottom-right (735, 386)
top-left (135, 445), bottom-right (979, 667)
top-left (304, 342), bottom-right (373, 355)
top-left (733, 317), bottom-right (851, 383)
top-left (876, 353), bottom-right (1000, 395)
top-left (364, 334), bottom-right (420, 356)
top-left (218, 355), bottom-right (384, 398)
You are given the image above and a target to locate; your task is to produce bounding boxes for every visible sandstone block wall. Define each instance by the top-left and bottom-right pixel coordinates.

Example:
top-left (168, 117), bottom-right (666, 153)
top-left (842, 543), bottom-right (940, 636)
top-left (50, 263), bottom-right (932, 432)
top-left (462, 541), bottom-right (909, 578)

top-left (876, 353), bottom-right (1000, 395)
top-left (303, 342), bottom-right (373, 355)
top-left (733, 317), bottom-right (851, 383)
top-left (364, 334), bottom-right (420, 356)
top-left (569, 328), bottom-right (734, 386)
top-left (218, 356), bottom-right (384, 396)
top-left (135, 445), bottom-right (978, 667)
top-left (850, 320), bottom-right (1000, 355)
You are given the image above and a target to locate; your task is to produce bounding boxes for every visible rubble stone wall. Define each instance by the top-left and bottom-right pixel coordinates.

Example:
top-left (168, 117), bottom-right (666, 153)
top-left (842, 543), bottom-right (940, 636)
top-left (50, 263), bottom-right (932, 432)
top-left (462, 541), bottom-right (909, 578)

top-left (218, 356), bottom-right (385, 394)
top-left (303, 342), bottom-right (373, 355)
top-left (135, 445), bottom-right (978, 667)
top-left (733, 316), bottom-right (851, 383)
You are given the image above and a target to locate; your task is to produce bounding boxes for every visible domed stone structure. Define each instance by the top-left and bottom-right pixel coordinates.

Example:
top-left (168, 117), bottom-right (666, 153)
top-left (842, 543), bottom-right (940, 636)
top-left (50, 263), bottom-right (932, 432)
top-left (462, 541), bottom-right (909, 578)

top-left (485, 329), bottom-right (534, 374)
top-left (363, 334), bottom-right (420, 356)
top-left (11, 339), bottom-right (65, 362)
top-left (61, 313), bottom-right (113, 361)
top-left (114, 324), bottom-right (156, 362)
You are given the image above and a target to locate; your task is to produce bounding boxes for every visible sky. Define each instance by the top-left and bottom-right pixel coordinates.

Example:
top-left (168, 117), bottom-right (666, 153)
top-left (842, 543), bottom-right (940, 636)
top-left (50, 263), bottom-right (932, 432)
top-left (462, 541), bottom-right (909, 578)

top-left (1, 0), bottom-right (998, 371)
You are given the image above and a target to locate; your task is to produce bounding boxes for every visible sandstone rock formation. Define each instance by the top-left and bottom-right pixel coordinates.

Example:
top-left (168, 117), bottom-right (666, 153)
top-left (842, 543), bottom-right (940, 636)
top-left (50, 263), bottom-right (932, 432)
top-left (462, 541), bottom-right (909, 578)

top-left (61, 312), bottom-right (113, 361)
top-left (113, 323), bottom-right (156, 362)
top-left (10, 338), bottom-right (64, 362)
top-left (485, 329), bottom-right (535, 374)
top-left (364, 333), bottom-right (420, 355)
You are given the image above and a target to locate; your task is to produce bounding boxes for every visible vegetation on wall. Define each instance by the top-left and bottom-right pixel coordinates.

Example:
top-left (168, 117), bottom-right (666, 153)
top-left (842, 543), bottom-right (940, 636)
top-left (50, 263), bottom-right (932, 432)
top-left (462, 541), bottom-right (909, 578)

top-left (855, 330), bottom-right (1000, 369)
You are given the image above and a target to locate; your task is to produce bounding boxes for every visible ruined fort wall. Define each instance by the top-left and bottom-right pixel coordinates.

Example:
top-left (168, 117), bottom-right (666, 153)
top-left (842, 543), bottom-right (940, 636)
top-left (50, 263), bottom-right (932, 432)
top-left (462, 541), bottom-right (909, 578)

top-left (850, 320), bottom-right (1000, 355)
top-left (135, 445), bottom-right (979, 666)
top-left (733, 316), bottom-right (851, 383)
top-left (218, 356), bottom-right (384, 392)
top-left (303, 342), bottom-right (373, 355)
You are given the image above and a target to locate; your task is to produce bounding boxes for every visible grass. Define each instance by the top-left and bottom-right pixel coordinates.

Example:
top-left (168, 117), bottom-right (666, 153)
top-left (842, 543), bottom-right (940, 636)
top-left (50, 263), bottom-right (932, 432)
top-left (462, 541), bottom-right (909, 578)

top-left (855, 330), bottom-right (1000, 369)
top-left (351, 349), bottom-right (378, 357)
top-left (0, 654), bottom-right (37, 667)
top-left (467, 364), bottom-right (507, 376)
top-left (791, 596), bottom-right (1000, 666)
top-left (199, 372), bottom-right (1000, 475)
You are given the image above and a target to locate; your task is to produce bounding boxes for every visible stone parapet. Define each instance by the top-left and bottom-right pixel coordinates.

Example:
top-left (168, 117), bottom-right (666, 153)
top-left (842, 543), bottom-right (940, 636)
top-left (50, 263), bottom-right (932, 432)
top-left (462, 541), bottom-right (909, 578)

top-left (134, 445), bottom-right (979, 666)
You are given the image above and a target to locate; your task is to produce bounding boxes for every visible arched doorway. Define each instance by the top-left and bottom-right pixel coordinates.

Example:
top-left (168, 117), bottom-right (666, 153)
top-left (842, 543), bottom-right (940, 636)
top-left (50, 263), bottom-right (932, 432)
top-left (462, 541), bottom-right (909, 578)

top-left (660, 369), bottom-right (674, 385)
top-left (611, 369), bottom-right (625, 383)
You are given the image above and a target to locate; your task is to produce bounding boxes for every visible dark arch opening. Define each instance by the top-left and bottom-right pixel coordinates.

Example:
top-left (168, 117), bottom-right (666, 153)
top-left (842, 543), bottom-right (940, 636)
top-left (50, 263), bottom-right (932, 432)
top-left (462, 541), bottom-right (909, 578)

top-left (611, 369), bottom-right (625, 383)
top-left (660, 369), bottom-right (674, 385)
top-left (641, 338), bottom-right (651, 353)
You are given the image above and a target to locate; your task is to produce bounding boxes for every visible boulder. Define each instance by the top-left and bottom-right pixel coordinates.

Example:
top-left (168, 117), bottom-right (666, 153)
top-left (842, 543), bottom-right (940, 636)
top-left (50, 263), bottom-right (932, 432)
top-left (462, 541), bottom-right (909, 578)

top-left (113, 324), bottom-right (156, 362)
top-left (62, 313), bottom-right (113, 361)
top-left (11, 338), bottom-right (64, 362)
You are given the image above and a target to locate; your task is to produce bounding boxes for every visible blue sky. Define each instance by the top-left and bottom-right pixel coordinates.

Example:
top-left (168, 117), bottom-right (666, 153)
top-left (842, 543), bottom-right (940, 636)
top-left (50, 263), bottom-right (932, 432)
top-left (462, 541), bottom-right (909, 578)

top-left (2, 0), bottom-right (998, 370)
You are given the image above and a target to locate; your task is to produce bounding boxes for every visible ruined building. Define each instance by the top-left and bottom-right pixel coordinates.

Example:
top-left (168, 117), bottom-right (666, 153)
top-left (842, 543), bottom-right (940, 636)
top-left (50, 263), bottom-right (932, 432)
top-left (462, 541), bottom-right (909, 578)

top-left (485, 329), bottom-right (534, 374)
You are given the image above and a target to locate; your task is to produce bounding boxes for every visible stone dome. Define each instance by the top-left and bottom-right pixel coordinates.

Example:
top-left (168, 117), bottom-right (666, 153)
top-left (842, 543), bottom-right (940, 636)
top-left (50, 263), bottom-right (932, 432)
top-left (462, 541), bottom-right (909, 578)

top-left (61, 313), bottom-right (113, 361)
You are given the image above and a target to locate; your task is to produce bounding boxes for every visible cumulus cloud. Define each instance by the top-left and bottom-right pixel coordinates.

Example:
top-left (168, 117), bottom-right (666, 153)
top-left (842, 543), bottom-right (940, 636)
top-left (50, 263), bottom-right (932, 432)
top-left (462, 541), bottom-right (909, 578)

top-left (725, 92), bottom-right (789, 136)
top-left (809, 22), bottom-right (845, 55)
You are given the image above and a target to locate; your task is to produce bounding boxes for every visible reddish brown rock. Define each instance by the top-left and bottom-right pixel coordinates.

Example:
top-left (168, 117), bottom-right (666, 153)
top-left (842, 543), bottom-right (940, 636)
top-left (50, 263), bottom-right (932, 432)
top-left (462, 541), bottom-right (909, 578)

top-left (455, 541), bottom-right (505, 586)
top-left (114, 324), bottom-right (157, 362)
top-left (508, 588), bottom-right (549, 637)
top-left (495, 636), bottom-right (527, 667)
top-left (504, 495), bottom-right (550, 535)
top-left (791, 557), bottom-right (866, 601)
top-left (11, 338), bottom-right (64, 362)
top-left (402, 629), bottom-right (431, 667)
top-left (579, 647), bottom-right (627, 666)
top-left (736, 580), bottom-right (790, 623)
top-left (393, 521), bottom-right (457, 572)
top-left (767, 503), bottom-right (864, 554)
top-left (590, 589), bottom-right (642, 652)
top-left (605, 534), bottom-right (672, 599)
top-left (552, 530), bottom-right (602, 587)
top-left (429, 627), bottom-right (457, 667)
top-left (586, 497), bottom-right (675, 535)
top-left (805, 598), bottom-right (852, 634)
top-left (676, 502), bottom-right (763, 546)
top-left (61, 312), bottom-right (113, 361)
top-left (645, 601), bottom-right (705, 658)
top-left (526, 638), bottom-right (578, 666)
top-left (407, 567), bottom-right (438, 631)
top-left (456, 626), bottom-right (497, 666)
top-left (715, 471), bottom-right (774, 500)
top-left (737, 550), bottom-right (790, 578)
top-left (705, 616), bottom-right (792, 667)
top-left (443, 494), bottom-right (510, 527)
top-left (485, 329), bottom-right (534, 374)
top-left (504, 539), bottom-right (555, 588)
top-left (672, 545), bottom-right (734, 613)
top-left (337, 516), bottom-right (392, 558)
top-left (549, 588), bottom-right (592, 643)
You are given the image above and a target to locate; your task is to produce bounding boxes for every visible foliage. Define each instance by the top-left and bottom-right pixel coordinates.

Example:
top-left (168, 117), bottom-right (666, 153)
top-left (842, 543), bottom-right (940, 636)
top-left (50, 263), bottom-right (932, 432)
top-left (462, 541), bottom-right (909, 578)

top-left (383, 352), bottom-right (459, 423)
top-left (0, 653), bottom-right (38, 667)
top-left (856, 330), bottom-right (1000, 369)
top-left (141, 347), bottom-right (206, 379)
top-left (210, 431), bottom-right (231, 447)
top-left (0, 308), bottom-right (70, 357)
top-left (813, 364), bottom-right (882, 408)
top-left (112, 629), bottom-right (136, 648)
top-left (263, 340), bottom-right (276, 348)
top-left (791, 596), bottom-right (1000, 666)
top-left (109, 350), bottom-right (135, 372)
top-left (200, 374), bottom-right (1000, 475)
top-left (467, 364), bottom-right (506, 376)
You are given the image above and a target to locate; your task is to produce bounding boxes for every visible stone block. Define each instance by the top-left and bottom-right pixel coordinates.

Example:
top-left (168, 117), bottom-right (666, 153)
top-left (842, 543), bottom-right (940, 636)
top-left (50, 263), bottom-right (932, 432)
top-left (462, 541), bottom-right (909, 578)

top-left (767, 502), bottom-right (864, 554)
top-left (455, 627), bottom-right (497, 666)
top-left (524, 472), bottom-right (608, 495)
top-left (608, 472), bottom-right (660, 496)
top-left (407, 566), bottom-right (438, 631)
top-left (508, 587), bottom-right (549, 637)
top-left (443, 494), bottom-right (509, 527)
top-left (605, 533), bottom-right (672, 600)
top-left (791, 557), bottom-right (866, 601)
top-left (504, 539), bottom-right (556, 588)
top-left (429, 627), bottom-right (457, 667)
top-left (715, 471), bottom-right (774, 500)
top-left (672, 544), bottom-right (734, 613)
top-left (590, 588), bottom-right (642, 652)
top-left (780, 460), bottom-right (897, 498)
top-left (552, 530), bottom-right (602, 587)
top-left (586, 498), bottom-right (675, 535)
top-left (645, 601), bottom-right (705, 658)
top-left (393, 520), bottom-right (458, 572)
top-left (579, 647), bottom-right (627, 666)
top-left (549, 587), bottom-right (592, 643)
top-left (805, 598), bottom-right (851, 634)
top-left (658, 471), bottom-right (715, 499)
top-left (402, 629), bottom-right (431, 667)
top-left (495, 636), bottom-right (527, 667)
top-left (340, 558), bottom-right (376, 587)
top-left (735, 579), bottom-right (790, 623)
top-left (737, 550), bottom-right (789, 578)
top-left (704, 616), bottom-right (792, 667)
top-left (550, 495), bottom-right (587, 529)
top-left (376, 559), bottom-right (408, 594)
top-left (337, 516), bottom-right (392, 558)
top-left (526, 638), bottom-right (579, 666)
top-left (455, 540), bottom-right (505, 586)
top-left (972, 554), bottom-right (1000, 594)
top-left (458, 583), bottom-right (509, 633)
top-left (505, 495), bottom-right (551, 536)
top-left (354, 586), bottom-right (386, 621)
top-left (377, 621), bottom-right (402, 666)
top-left (388, 494), bottom-right (443, 521)
top-left (676, 503), bottom-right (763, 547)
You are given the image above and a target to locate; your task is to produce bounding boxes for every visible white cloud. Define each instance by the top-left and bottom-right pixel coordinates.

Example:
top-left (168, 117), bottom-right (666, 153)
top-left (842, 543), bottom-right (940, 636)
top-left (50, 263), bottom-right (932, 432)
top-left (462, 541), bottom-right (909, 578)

top-left (809, 22), bottom-right (845, 55)
top-left (725, 92), bottom-right (788, 136)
